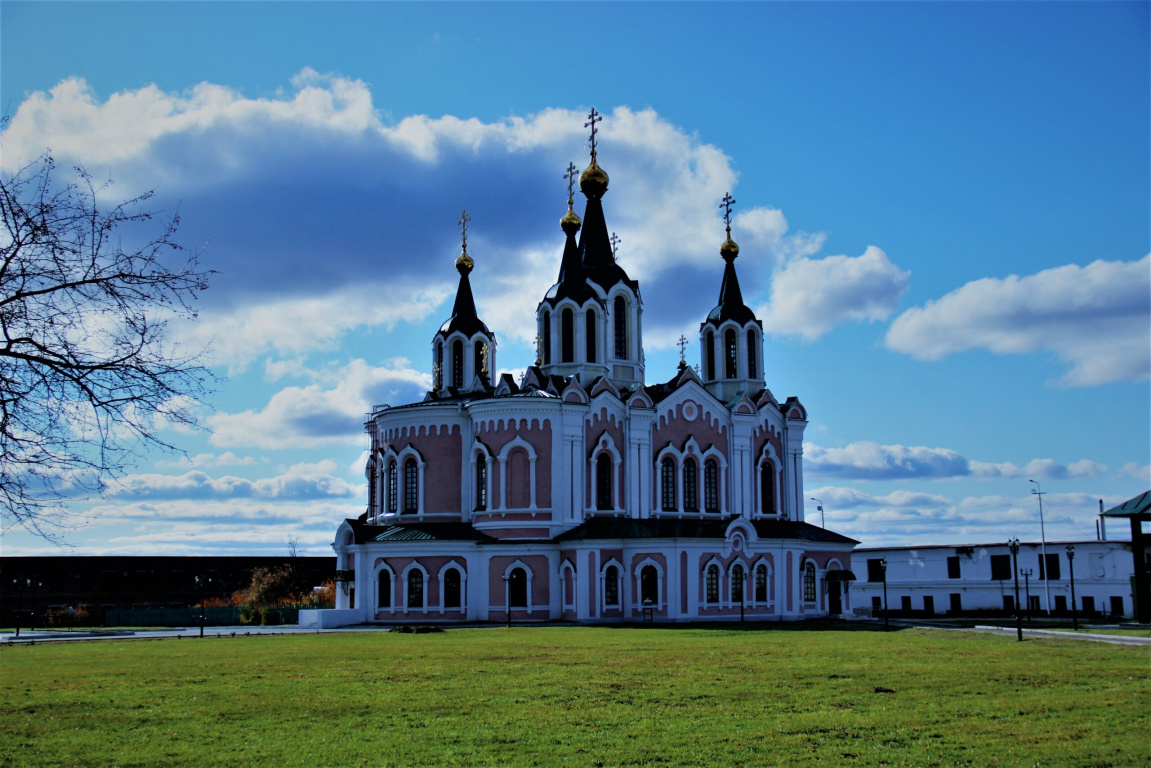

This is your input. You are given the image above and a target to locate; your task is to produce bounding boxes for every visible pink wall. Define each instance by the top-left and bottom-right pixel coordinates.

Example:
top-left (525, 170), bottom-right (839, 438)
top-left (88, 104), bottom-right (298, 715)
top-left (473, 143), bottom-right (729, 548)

top-left (487, 555), bottom-right (551, 609)
top-left (586, 408), bottom-right (626, 508)
top-left (477, 417), bottom-right (553, 509)
top-left (383, 423), bottom-right (463, 515)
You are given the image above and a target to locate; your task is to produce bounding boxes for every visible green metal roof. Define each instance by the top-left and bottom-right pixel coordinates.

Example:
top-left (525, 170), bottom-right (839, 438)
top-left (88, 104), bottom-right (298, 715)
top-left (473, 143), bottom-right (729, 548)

top-left (1102, 490), bottom-right (1151, 519)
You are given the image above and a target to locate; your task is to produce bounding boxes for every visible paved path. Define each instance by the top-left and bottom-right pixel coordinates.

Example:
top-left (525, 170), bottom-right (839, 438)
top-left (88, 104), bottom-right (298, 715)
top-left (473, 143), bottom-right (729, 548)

top-left (968, 625), bottom-right (1151, 646)
top-left (0, 625), bottom-right (381, 644)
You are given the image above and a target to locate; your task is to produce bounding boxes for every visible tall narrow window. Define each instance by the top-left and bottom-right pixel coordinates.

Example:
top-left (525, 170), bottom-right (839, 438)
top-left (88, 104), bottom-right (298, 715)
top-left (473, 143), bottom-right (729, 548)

top-left (403, 458), bottom-right (418, 514)
top-left (377, 570), bottom-right (391, 609)
top-left (434, 342), bottom-right (443, 390)
top-left (731, 564), bottom-right (745, 603)
top-left (542, 312), bottom-right (551, 364)
top-left (760, 462), bottom-right (775, 515)
top-left (368, 471), bottom-right (378, 518)
top-left (452, 340), bottom-right (464, 388)
top-left (407, 570), bottom-right (424, 608)
top-left (704, 459), bottom-right (719, 513)
top-left (596, 453), bottom-right (613, 510)
top-left (660, 457), bottom-right (677, 511)
top-left (509, 567), bottom-right (528, 608)
top-left (444, 568), bottom-right (461, 609)
top-left (706, 565), bottom-right (720, 604)
top-left (604, 566), bottom-right (619, 607)
top-left (705, 330), bottom-right (715, 380)
top-left (475, 457), bottom-right (487, 511)
top-left (613, 296), bottom-right (627, 359)
top-left (725, 329), bottom-right (737, 379)
top-left (755, 564), bottom-right (768, 602)
top-left (387, 460), bottom-right (398, 513)
top-left (683, 458), bottom-right (698, 512)
top-left (747, 332), bottom-right (758, 379)
top-left (641, 565), bottom-right (658, 605)
top-left (474, 339), bottom-right (485, 381)
top-left (561, 308), bottom-right (574, 362)
top-left (585, 308), bottom-right (597, 362)
top-left (803, 562), bottom-right (816, 602)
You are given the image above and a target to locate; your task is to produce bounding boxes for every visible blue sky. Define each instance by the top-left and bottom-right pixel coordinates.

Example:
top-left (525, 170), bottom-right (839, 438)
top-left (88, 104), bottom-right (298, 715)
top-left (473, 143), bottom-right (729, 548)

top-left (1, 1), bottom-right (1147, 556)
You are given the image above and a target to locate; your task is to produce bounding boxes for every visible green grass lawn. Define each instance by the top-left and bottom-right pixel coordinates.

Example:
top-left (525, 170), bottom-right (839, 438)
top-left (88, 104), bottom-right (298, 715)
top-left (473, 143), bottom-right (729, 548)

top-left (1, 624), bottom-right (1146, 767)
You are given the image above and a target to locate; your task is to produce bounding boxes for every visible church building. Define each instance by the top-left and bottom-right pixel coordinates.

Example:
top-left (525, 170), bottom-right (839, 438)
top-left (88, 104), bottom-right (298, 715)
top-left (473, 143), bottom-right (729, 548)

top-left (319, 111), bottom-right (857, 627)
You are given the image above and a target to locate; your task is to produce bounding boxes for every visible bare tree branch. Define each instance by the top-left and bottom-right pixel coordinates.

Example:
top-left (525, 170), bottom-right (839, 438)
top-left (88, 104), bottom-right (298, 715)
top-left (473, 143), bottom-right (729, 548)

top-left (0, 140), bottom-right (215, 543)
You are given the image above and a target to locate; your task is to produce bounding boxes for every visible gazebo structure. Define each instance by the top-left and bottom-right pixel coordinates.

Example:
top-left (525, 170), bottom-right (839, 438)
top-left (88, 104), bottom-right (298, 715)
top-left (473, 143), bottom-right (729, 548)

top-left (1102, 490), bottom-right (1150, 623)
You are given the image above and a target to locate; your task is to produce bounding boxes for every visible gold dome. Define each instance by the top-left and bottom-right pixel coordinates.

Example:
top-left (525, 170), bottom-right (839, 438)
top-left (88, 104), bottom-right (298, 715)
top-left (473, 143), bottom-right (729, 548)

top-left (720, 235), bottom-right (740, 261)
top-left (561, 205), bottom-right (582, 233)
top-left (456, 252), bottom-right (474, 272)
top-left (579, 157), bottom-right (609, 200)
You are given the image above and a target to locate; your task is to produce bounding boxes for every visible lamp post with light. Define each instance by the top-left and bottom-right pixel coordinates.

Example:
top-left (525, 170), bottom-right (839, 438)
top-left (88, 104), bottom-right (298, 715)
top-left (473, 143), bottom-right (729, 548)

top-left (810, 498), bottom-right (825, 529)
top-left (1030, 480), bottom-right (1051, 615)
top-left (1008, 538), bottom-right (1022, 641)
top-left (879, 558), bottom-right (889, 631)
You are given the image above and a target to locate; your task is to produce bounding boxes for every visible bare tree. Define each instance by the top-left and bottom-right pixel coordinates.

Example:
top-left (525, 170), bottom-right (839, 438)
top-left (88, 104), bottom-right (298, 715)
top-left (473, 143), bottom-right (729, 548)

top-left (0, 147), bottom-right (214, 541)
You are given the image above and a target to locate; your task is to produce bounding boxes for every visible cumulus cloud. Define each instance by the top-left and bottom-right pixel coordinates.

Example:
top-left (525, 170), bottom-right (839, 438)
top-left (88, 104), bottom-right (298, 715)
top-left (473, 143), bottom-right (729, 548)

top-left (207, 359), bottom-right (428, 448)
top-left (155, 452), bottom-right (267, 469)
top-left (109, 460), bottom-right (357, 501)
top-left (806, 441), bottom-right (1119, 482)
top-left (809, 487), bottom-right (1127, 547)
top-left (756, 246), bottom-right (911, 340)
top-left (885, 255), bottom-right (1151, 386)
top-left (1, 72), bottom-right (896, 364)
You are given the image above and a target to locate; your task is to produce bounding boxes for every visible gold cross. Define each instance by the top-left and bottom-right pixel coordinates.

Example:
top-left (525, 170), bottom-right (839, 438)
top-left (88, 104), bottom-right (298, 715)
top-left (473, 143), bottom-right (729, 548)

top-left (564, 162), bottom-right (578, 203)
top-left (458, 209), bottom-right (471, 252)
top-left (584, 107), bottom-right (602, 159)
top-left (480, 342), bottom-right (490, 376)
top-left (719, 193), bottom-right (736, 234)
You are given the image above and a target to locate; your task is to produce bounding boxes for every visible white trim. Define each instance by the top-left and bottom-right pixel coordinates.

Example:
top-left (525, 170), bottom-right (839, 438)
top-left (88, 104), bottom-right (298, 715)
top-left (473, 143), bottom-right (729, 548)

top-left (599, 558), bottom-right (624, 613)
top-left (437, 561), bottom-right (467, 614)
top-left (372, 561), bottom-right (396, 615)
top-left (401, 561), bottom-right (429, 614)
top-left (503, 559), bottom-right (535, 615)
top-left (497, 436), bottom-right (538, 512)
top-left (633, 557), bottom-right (666, 612)
top-left (589, 432), bottom-right (622, 513)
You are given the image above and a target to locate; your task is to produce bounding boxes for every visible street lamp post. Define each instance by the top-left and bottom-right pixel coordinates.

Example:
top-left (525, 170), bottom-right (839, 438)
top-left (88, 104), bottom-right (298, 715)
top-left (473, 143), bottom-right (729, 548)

top-left (879, 558), bottom-right (889, 631)
top-left (1030, 480), bottom-right (1051, 615)
top-left (810, 498), bottom-right (825, 529)
top-left (195, 575), bottom-right (212, 638)
top-left (1021, 568), bottom-right (1034, 622)
top-left (1066, 544), bottom-right (1078, 631)
top-left (502, 575), bottom-right (511, 628)
top-left (1008, 538), bottom-right (1022, 641)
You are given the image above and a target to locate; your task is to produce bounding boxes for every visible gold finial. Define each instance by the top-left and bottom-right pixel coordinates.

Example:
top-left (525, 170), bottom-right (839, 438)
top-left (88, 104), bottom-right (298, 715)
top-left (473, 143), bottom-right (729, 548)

top-left (719, 193), bottom-right (739, 261)
top-left (677, 335), bottom-right (689, 371)
top-left (480, 342), bottom-right (490, 377)
top-left (580, 107), bottom-right (609, 200)
top-left (561, 162), bottom-right (581, 232)
top-left (432, 361), bottom-right (442, 390)
top-left (456, 209), bottom-right (474, 271)
top-left (610, 232), bottom-right (621, 257)
top-left (534, 334), bottom-right (542, 366)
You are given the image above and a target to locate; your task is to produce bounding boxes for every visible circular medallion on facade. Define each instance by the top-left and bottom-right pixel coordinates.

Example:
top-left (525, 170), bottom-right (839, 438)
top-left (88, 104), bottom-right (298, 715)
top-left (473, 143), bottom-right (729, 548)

top-left (732, 536), bottom-right (743, 552)
top-left (682, 401), bottom-right (698, 421)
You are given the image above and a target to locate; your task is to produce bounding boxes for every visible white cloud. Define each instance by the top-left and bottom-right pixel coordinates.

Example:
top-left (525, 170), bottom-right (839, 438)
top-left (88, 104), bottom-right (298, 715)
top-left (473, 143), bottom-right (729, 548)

top-left (806, 440), bottom-right (1119, 482)
top-left (207, 359), bottom-right (428, 448)
top-left (108, 460), bottom-right (357, 500)
top-left (757, 246), bottom-right (911, 340)
top-left (885, 255), bottom-right (1151, 386)
top-left (155, 451), bottom-right (267, 469)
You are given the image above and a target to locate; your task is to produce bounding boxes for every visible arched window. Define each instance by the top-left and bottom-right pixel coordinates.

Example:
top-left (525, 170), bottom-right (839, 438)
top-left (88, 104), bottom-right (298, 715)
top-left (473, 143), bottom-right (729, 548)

top-left (506, 448), bottom-right (529, 509)
top-left (434, 342), bottom-right (443, 390)
top-left (561, 307), bottom-right (574, 363)
top-left (387, 460), bottom-right (398, 513)
top-left (704, 459), bottom-right (719, 513)
top-left (705, 330), bottom-right (715, 380)
top-left (452, 340), bottom-right (464, 388)
top-left (407, 570), bottom-right (424, 608)
top-left (403, 458), bottom-right (418, 514)
top-left (683, 458), bottom-right (698, 512)
top-left (604, 565), bottom-right (619, 607)
top-left (705, 564), bottom-right (720, 604)
top-left (725, 329), bottom-right (737, 379)
top-left (613, 296), bottom-right (627, 359)
top-left (641, 565), bottom-right (658, 605)
top-left (755, 564), bottom-right (768, 603)
top-left (585, 308), bottom-right (597, 362)
top-left (747, 331), bottom-right (758, 379)
top-left (596, 453), bottom-right (613, 510)
top-left (803, 562), bottom-right (816, 602)
top-left (542, 312), bottom-right (551, 364)
top-left (509, 567), bottom-right (528, 608)
top-left (377, 570), bottom-right (391, 609)
top-left (474, 339), bottom-right (485, 381)
top-left (760, 462), bottom-right (776, 515)
top-left (444, 568), bottom-right (461, 609)
top-left (731, 564), bottom-right (745, 603)
top-left (660, 457), bottom-right (677, 511)
top-left (475, 457), bottom-right (487, 511)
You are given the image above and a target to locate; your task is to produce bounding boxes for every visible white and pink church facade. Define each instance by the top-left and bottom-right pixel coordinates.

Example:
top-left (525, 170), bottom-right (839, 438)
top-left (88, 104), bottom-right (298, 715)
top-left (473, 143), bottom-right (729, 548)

top-left (314, 122), bottom-right (857, 627)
